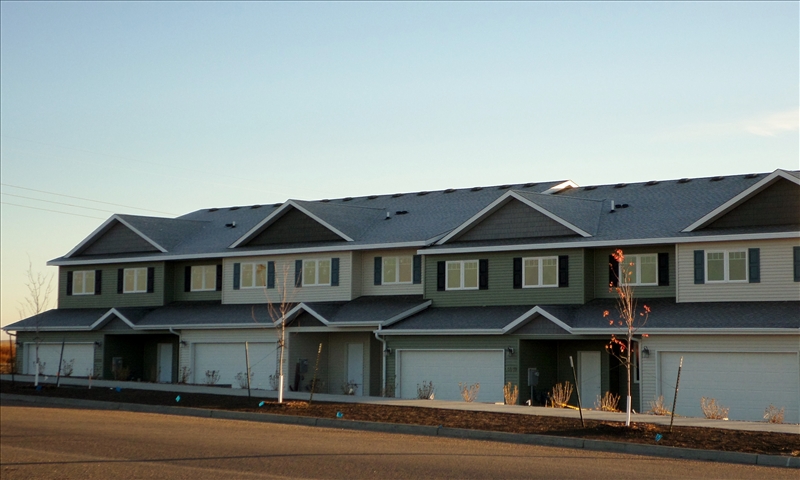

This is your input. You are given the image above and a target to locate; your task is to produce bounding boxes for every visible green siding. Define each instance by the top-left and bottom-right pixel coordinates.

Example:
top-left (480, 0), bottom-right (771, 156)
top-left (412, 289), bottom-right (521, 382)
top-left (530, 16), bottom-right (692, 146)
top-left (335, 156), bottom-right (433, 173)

top-left (58, 263), bottom-right (167, 309)
top-left (424, 249), bottom-right (585, 307)
top-left (591, 246), bottom-right (676, 299)
top-left (288, 332), bottom-right (329, 393)
top-left (170, 261), bottom-right (223, 302)
top-left (16, 331), bottom-right (104, 377)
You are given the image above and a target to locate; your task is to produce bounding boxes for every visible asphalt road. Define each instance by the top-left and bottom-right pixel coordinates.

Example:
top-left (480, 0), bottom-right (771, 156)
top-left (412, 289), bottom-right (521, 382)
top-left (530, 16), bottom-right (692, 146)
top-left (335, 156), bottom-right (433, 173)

top-left (0, 405), bottom-right (794, 479)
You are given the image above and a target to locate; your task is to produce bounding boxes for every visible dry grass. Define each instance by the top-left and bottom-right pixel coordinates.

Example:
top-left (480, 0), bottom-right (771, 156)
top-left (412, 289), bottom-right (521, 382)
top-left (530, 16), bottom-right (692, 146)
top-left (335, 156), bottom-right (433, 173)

top-left (0, 344), bottom-right (16, 374)
top-left (595, 391), bottom-right (620, 412)
top-left (648, 395), bottom-right (671, 415)
top-left (700, 397), bottom-right (729, 420)
top-left (417, 380), bottom-right (435, 400)
top-left (458, 382), bottom-right (480, 402)
top-left (763, 405), bottom-right (785, 424)
top-left (549, 381), bottom-right (574, 408)
top-left (503, 382), bottom-right (519, 405)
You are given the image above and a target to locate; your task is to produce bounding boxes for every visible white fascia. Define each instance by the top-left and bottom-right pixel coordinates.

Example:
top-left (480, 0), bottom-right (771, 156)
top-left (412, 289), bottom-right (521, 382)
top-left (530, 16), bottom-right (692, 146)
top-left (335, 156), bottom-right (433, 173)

top-left (64, 215), bottom-right (168, 258)
top-left (381, 301), bottom-right (432, 327)
top-left (542, 180), bottom-right (580, 195)
top-left (283, 303), bottom-right (330, 326)
top-left (682, 170), bottom-right (800, 232)
top-left (4, 326), bottom-right (93, 332)
top-left (143, 323), bottom-right (278, 330)
top-left (90, 308), bottom-right (138, 330)
top-left (378, 329), bottom-right (507, 336)
top-left (573, 328), bottom-right (799, 335)
top-left (502, 306), bottom-right (573, 334)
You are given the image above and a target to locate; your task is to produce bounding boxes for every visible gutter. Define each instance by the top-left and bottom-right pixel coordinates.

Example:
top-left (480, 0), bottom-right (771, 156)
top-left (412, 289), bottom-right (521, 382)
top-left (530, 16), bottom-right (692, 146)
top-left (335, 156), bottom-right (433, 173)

top-left (374, 327), bottom-right (387, 396)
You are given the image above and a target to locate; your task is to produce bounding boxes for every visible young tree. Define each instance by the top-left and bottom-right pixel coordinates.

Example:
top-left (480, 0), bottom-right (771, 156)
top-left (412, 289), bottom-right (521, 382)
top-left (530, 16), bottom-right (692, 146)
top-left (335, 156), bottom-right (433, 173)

top-left (604, 249), bottom-right (650, 427)
top-left (17, 257), bottom-right (55, 386)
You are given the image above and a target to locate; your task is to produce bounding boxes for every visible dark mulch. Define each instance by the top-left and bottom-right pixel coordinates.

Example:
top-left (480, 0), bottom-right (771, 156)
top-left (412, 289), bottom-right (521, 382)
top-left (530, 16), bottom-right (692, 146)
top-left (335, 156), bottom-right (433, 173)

top-left (2, 381), bottom-right (797, 457)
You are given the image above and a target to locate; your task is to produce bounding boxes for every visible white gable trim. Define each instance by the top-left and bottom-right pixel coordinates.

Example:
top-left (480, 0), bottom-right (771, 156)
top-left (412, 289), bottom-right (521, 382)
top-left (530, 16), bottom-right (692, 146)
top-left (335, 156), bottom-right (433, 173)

top-left (542, 180), bottom-right (580, 195)
top-left (283, 303), bottom-right (331, 326)
top-left (381, 301), bottom-right (432, 327)
top-left (502, 306), bottom-right (573, 334)
top-left (229, 201), bottom-right (353, 248)
top-left (90, 308), bottom-right (137, 330)
top-left (65, 215), bottom-right (168, 258)
top-left (682, 170), bottom-right (800, 232)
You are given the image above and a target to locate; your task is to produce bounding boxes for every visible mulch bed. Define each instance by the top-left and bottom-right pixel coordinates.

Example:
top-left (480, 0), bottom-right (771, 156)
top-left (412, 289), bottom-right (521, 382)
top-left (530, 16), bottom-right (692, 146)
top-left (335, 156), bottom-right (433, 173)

top-left (2, 381), bottom-right (797, 457)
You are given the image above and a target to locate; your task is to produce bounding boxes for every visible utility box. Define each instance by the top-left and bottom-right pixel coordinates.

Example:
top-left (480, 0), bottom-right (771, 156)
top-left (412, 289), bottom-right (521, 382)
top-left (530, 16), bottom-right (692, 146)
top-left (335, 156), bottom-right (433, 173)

top-left (527, 367), bottom-right (539, 387)
top-left (297, 358), bottom-right (308, 374)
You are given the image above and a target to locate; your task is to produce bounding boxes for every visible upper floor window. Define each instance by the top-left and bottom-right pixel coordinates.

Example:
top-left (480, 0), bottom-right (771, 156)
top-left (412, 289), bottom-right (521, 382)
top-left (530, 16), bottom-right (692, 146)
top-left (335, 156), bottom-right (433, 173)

top-left (72, 270), bottom-right (96, 295)
top-left (303, 259), bottom-right (331, 286)
top-left (706, 250), bottom-right (747, 283)
top-left (383, 256), bottom-right (412, 284)
top-left (523, 257), bottom-right (558, 288)
top-left (241, 263), bottom-right (267, 288)
top-left (620, 254), bottom-right (658, 286)
top-left (191, 265), bottom-right (217, 291)
top-left (124, 268), bottom-right (148, 293)
top-left (446, 260), bottom-right (478, 290)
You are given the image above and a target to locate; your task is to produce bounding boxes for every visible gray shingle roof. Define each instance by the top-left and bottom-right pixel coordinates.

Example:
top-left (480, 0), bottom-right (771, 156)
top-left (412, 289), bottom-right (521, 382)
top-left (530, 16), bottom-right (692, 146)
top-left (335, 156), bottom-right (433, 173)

top-left (304, 295), bottom-right (427, 324)
top-left (3, 309), bottom-right (108, 331)
top-left (385, 305), bottom-right (535, 331)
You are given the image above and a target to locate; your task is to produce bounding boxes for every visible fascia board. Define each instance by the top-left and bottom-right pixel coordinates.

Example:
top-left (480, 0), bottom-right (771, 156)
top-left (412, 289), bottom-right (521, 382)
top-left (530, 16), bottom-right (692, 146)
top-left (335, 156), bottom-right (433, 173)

top-left (283, 303), bottom-right (331, 326)
top-left (141, 323), bottom-right (277, 330)
top-left (380, 300), bottom-right (432, 327)
top-left (90, 308), bottom-right (137, 330)
top-left (287, 326), bottom-right (375, 333)
top-left (542, 180), bottom-right (580, 195)
top-left (573, 328), bottom-right (800, 335)
top-left (682, 170), bottom-right (800, 232)
top-left (379, 329), bottom-right (506, 335)
top-left (3, 326), bottom-right (92, 332)
top-left (420, 231), bottom-right (800, 256)
top-left (502, 306), bottom-right (574, 334)
top-left (436, 193), bottom-right (516, 245)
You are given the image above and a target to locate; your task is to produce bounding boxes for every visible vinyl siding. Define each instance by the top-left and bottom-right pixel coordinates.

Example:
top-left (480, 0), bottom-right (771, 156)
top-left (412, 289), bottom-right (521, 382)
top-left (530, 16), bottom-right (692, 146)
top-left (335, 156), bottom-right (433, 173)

top-left (16, 331), bottom-right (103, 377)
top-left (288, 332), bottom-right (329, 393)
top-left (351, 251), bottom-right (363, 298)
top-left (591, 246), bottom-right (676, 299)
top-left (326, 332), bottom-right (374, 396)
top-left (77, 222), bottom-right (159, 256)
top-left (361, 249), bottom-right (424, 296)
top-left (707, 178), bottom-right (800, 229)
top-left (424, 250), bottom-right (584, 307)
top-left (170, 261), bottom-right (223, 302)
top-left (222, 252), bottom-right (354, 304)
top-left (58, 263), bottom-right (166, 309)
top-left (179, 329), bottom-right (280, 385)
top-left (455, 199), bottom-right (576, 241)
top-left (676, 238), bottom-right (800, 302)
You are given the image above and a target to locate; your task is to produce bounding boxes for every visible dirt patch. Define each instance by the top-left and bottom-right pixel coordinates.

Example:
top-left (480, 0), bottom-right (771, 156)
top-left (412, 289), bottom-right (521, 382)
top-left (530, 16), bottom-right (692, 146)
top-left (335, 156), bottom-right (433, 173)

top-left (2, 381), bottom-right (797, 457)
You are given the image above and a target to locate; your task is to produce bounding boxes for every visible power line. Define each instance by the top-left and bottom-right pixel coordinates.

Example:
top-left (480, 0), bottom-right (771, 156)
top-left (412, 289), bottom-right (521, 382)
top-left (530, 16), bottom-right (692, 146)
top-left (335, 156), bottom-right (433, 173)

top-left (1, 202), bottom-right (106, 220)
top-left (1, 183), bottom-right (178, 216)
top-left (1, 193), bottom-right (119, 214)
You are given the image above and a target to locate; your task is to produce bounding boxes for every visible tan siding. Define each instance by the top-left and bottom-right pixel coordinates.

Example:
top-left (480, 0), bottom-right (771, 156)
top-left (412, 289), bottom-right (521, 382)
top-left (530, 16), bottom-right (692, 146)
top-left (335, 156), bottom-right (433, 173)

top-left (591, 246), bottom-right (676, 299)
top-left (179, 329), bottom-right (280, 384)
top-left (360, 249), bottom-right (424, 296)
top-left (676, 238), bottom-right (800, 302)
top-left (327, 332), bottom-right (374, 396)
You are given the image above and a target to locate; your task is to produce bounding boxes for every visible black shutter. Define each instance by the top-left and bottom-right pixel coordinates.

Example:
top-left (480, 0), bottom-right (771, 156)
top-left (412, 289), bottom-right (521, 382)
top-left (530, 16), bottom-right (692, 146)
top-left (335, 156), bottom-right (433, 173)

top-left (658, 252), bottom-right (669, 286)
top-left (513, 258), bottom-right (522, 289)
top-left (331, 258), bottom-right (339, 286)
top-left (216, 265), bottom-right (223, 291)
top-left (479, 259), bottom-right (489, 290)
top-left (413, 255), bottom-right (422, 284)
top-left (66, 271), bottom-right (73, 296)
top-left (608, 255), bottom-right (619, 288)
top-left (374, 257), bottom-right (382, 285)
top-left (95, 270), bottom-right (102, 295)
top-left (267, 261), bottom-right (275, 289)
top-left (437, 261), bottom-right (446, 291)
top-left (694, 250), bottom-right (705, 284)
top-left (184, 266), bottom-right (192, 292)
top-left (558, 255), bottom-right (569, 288)
top-left (146, 267), bottom-right (155, 293)
top-left (295, 260), bottom-right (303, 287)
top-left (794, 247), bottom-right (800, 282)
top-left (748, 248), bottom-right (760, 283)
top-left (117, 269), bottom-right (124, 293)
top-left (233, 263), bottom-right (241, 290)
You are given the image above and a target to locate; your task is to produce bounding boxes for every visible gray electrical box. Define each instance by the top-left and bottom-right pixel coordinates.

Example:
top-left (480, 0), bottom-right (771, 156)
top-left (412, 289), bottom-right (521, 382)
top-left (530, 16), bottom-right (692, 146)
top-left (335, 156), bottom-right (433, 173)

top-left (297, 358), bottom-right (308, 374)
top-left (528, 368), bottom-right (539, 387)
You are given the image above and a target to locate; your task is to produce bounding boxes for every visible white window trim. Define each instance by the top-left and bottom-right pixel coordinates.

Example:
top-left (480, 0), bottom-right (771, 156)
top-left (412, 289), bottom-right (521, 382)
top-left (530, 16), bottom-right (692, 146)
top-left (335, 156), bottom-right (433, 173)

top-left (191, 265), bottom-right (217, 292)
top-left (240, 262), bottom-right (267, 289)
top-left (72, 270), bottom-right (96, 296)
top-left (382, 256), bottom-right (413, 285)
top-left (522, 256), bottom-right (559, 288)
top-left (705, 250), bottom-right (748, 283)
top-left (619, 254), bottom-right (658, 287)
top-left (303, 259), bottom-right (332, 287)
top-left (445, 260), bottom-right (479, 291)
top-left (123, 268), bottom-right (148, 294)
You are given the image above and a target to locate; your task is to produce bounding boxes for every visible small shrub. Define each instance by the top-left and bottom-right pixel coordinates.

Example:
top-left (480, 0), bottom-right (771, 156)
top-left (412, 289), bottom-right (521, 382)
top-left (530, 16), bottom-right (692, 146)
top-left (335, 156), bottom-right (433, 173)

top-left (417, 380), bottom-right (435, 400)
top-left (458, 382), bottom-right (480, 402)
top-left (61, 359), bottom-right (75, 377)
top-left (380, 381), bottom-right (396, 398)
top-left (700, 397), bottom-right (729, 420)
top-left (37, 361), bottom-right (47, 375)
top-left (647, 395), bottom-right (671, 415)
top-left (595, 391), bottom-right (620, 412)
top-left (341, 380), bottom-right (359, 395)
top-left (204, 370), bottom-right (220, 385)
top-left (178, 366), bottom-right (191, 384)
top-left (504, 382), bottom-right (519, 405)
top-left (763, 404), bottom-right (785, 424)
top-left (235, 371), bottom-right (253, 389)
top-left (549, 381), bottom-right (574, 408)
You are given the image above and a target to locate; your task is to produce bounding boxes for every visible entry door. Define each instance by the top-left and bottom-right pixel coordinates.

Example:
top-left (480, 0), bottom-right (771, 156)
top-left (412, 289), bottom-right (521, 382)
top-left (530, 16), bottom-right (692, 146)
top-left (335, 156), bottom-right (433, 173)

top-left (578, 351), bottom-right (601, 405)
top-left (157, 343), bottom-right (173, 383)
top-left (347, 343), bottom-right (364, 396)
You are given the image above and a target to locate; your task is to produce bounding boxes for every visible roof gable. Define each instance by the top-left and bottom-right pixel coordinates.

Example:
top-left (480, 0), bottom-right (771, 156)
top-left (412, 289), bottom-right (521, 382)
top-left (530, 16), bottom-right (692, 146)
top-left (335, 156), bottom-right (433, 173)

top-left (230, 201), bottom-right (354, 248)
top-left (67, 216), bottom-right (167, 258)
top-left (455, 197), bottom-right (579, 242)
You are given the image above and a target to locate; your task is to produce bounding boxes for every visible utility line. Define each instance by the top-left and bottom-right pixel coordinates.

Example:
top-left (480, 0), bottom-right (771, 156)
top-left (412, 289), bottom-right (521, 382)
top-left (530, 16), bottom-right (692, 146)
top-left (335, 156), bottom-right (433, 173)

top-left (1, 193), bottom-right (119, 214)
top-left (1, 202), bottom-right (106, 220)
top-left (1, 183), bottom-right (178, 215)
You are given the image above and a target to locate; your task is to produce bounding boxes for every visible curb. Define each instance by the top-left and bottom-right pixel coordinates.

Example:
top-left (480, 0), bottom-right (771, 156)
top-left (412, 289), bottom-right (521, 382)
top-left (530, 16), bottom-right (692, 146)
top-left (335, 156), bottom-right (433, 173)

top-left (2, 393), bottom-right (797, 469)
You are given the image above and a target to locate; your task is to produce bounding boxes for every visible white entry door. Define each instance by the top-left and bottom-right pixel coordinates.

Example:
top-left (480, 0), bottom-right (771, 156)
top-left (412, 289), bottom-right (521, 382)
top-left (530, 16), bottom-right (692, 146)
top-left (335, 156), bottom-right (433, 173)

top-left (347, 343), bottom-right (364, 396)
top-left (157, 343), bottom-right (173, 383)
top-left (578, 351), bottom-right (602, 405)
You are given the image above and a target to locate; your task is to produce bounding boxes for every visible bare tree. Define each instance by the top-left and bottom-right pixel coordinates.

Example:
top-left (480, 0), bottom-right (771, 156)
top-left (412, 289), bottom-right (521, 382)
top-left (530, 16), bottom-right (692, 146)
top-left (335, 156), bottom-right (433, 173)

top-left (17, 256), bottom-right (55, 386)
top-left (604, 249), bottom-right (650, 427)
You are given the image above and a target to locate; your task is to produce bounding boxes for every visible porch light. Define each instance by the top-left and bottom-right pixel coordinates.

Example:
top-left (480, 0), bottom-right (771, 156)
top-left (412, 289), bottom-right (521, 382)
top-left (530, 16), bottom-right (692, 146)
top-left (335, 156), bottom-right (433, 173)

top-left (642, 347), bottom-right (650, 358)
top-left (94, 341), bottom-right (102, 347)
top-left (506, 347), bottom-right (514, 355)
top-left (180, 340), bottom-right (188, 347)
top-left (383, 347), bottom-right (392, 356)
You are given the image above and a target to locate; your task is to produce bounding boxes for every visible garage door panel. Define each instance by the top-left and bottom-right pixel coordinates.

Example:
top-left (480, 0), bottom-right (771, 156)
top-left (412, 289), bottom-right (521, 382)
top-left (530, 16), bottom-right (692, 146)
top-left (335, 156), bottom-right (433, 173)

top-left (659, 352), bottom-right (799, 423)
top-left (27, 344), bottom-right (94, 377)
top-left (194, 343), bottom-right (276, 390)
top-left (397, 350), bottom-right (504, 403)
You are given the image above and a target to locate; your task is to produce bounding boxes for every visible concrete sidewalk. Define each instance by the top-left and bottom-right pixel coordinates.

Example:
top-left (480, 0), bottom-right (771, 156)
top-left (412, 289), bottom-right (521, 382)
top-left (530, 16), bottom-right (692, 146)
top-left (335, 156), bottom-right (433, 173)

top-left (3, 374), bottom-right (797, 435)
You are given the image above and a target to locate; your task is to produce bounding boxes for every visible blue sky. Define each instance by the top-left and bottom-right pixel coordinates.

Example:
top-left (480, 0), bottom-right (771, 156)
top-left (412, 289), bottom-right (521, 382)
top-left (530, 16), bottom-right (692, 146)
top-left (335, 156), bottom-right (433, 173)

top-left (1, 2), bottom-right (798, 334)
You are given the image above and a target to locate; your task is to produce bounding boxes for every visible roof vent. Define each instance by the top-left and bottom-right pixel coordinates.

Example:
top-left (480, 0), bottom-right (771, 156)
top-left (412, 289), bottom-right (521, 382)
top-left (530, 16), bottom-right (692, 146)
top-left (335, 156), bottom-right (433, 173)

top-left (610, 200), bottom-right (615, 213)
top-left (395, 210), bottom-right (408, 215)
top-left (744, 173), bottom-right (758, 179)
top-left (391, 193), bottom-right (403, 198)
top-left (710, 176), bottom-right (724, 182)
top-left (229, 206), bottom-right (240, 211)
top-left (273, 203), bottom-right (282, 208)
top-left (417, 191), bottom-right (429, 196)
top-left (522, 183), bottom-right (537, 188)
top-left (645, 180), bottom-right (659, 186)
top-left (342, 197), bottom-right (353, 202)
top-left (498, 185), bottom-right (512, 190)
top-left (444, 188), bottom-right (456, 193)
top-left (385, 211), bottom-right (391, 220)
top-left (470, 186), bottom-right (483, 192)
top-left (208, 208), bottom-right (219, 212)
top-left (320, 199), bottom-right (330, 203)
top-left (367, 195), bottom-right (379, 200)
top-left (678, 178), bottom-right (691, 184)
top-left (250, 205), bottom-right (262, 209)
top-left (225, 221), bottom-right (236, 228)
top-left (584, 186), bottom-right (597, 191)
top-left (615, 203), bottom-right (629, 209)
top-left (613, 183), bottom-right (627, 189)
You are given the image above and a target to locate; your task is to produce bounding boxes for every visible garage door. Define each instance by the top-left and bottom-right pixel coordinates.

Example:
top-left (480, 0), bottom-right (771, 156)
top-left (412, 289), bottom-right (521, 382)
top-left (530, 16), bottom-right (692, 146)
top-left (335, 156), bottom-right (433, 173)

top-left (193, 342), bottom-right (277, 390)
top-left (659, 352), bottom-right (799, 423)
top-left (397, 350), bottom-right (505, 402)
top-left (26, 343), bottom-right (95, 377)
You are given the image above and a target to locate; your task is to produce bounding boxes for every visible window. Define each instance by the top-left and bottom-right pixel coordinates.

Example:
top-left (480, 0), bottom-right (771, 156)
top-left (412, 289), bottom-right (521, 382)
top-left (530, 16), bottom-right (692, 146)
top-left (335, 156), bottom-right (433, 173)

top-left (303, 259), bottom-right (331, 286)
top-left (191, 265), bottom-right (216, 291)
top-left (123, 268), bottom-right (147, 293)
top-left (240, 263), bottom-right (267, 288)
top-left (72, 270), bottom-right (96, 295)
top-left (383, 256), bottom-right (412, 284)
top-left (446, 260), bottom-right (478, 290)
top-left (706, 250), bottom-right (747, 283)
top-left (523, 257), bottom-right (558, 288)
top-left (619, 254), bottom-right (658, 286)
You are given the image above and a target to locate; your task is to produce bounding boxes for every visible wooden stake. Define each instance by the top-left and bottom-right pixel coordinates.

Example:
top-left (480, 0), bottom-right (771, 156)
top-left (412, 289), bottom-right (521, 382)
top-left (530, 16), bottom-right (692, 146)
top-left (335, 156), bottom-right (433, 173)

top-left (569, 356), bottom-right (585, 428)
top-left (245, 341), bottom-right (252, 399)
top-left (56, 339), bottom-right (66, 387)
top-left (669, 356), bottom-right (683, 433)
top-left (308, 343), bottom-right (323, 406)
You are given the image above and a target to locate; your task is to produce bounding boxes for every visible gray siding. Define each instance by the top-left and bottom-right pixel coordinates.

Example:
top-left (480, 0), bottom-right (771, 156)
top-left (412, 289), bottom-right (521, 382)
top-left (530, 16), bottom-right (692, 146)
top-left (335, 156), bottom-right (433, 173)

top-left (708, 179), bottom-right (800, 229)
top-left (246, 208), bottom-right (344, 246)
top-left (58, 263), bottom-right (167, 309)
top-left (456, 200), bottom-right (577, 242)
top-left (591, 246), bottom-right (676, 299)
top-left (288, 332), bottom-right (329, 393)
top-left (78, 222), bottom-right (159, 256)
top-left (424, 249), bottom-right (585, 307)
top-left (170, 261), bottom-right (223, 302)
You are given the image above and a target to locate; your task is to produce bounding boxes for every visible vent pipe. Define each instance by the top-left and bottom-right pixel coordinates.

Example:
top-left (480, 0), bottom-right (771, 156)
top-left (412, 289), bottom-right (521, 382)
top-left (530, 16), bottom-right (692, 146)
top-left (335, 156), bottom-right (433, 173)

top-left (610, 200), bottom-right (615, 213)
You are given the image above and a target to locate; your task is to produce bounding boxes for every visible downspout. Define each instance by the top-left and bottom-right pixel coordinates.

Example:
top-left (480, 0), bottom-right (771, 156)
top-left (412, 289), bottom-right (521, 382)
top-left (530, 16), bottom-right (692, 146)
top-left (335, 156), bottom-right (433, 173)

top-left (374, 326), bottom-right (387, 396)
top-left (169, 327), bottom-right (181, 383)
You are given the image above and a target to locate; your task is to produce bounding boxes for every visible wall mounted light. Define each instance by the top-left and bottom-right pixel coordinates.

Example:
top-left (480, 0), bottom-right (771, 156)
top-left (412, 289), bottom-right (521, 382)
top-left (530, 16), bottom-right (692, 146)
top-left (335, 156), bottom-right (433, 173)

top-left (180, 340), bottom-right (188, 347)
top-left (94, 341), bottom-right (102, 348)
top-left (383, 347), bottom-right (392, 356)
top-left (506, 347), bottom-right (515, 355)
top-left (642, 347), bottom-right (650, 358)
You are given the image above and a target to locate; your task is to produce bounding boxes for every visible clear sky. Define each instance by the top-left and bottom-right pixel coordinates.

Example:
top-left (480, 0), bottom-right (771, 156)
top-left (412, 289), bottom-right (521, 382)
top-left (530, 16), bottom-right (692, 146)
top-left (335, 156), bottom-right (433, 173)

top-left (1, 2), bottom-right (798, 336)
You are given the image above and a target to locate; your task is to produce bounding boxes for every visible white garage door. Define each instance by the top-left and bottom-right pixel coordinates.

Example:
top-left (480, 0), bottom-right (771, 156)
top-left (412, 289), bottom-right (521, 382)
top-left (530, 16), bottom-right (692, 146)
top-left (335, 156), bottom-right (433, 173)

top-left (193, 342), bottom-right (276, 390)
top-left (25, 343), bottom-right (95, 377)
top-left (397, 350), bottom-right (505, 403)
top-left (659, 352), bottom-right (799, 423)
